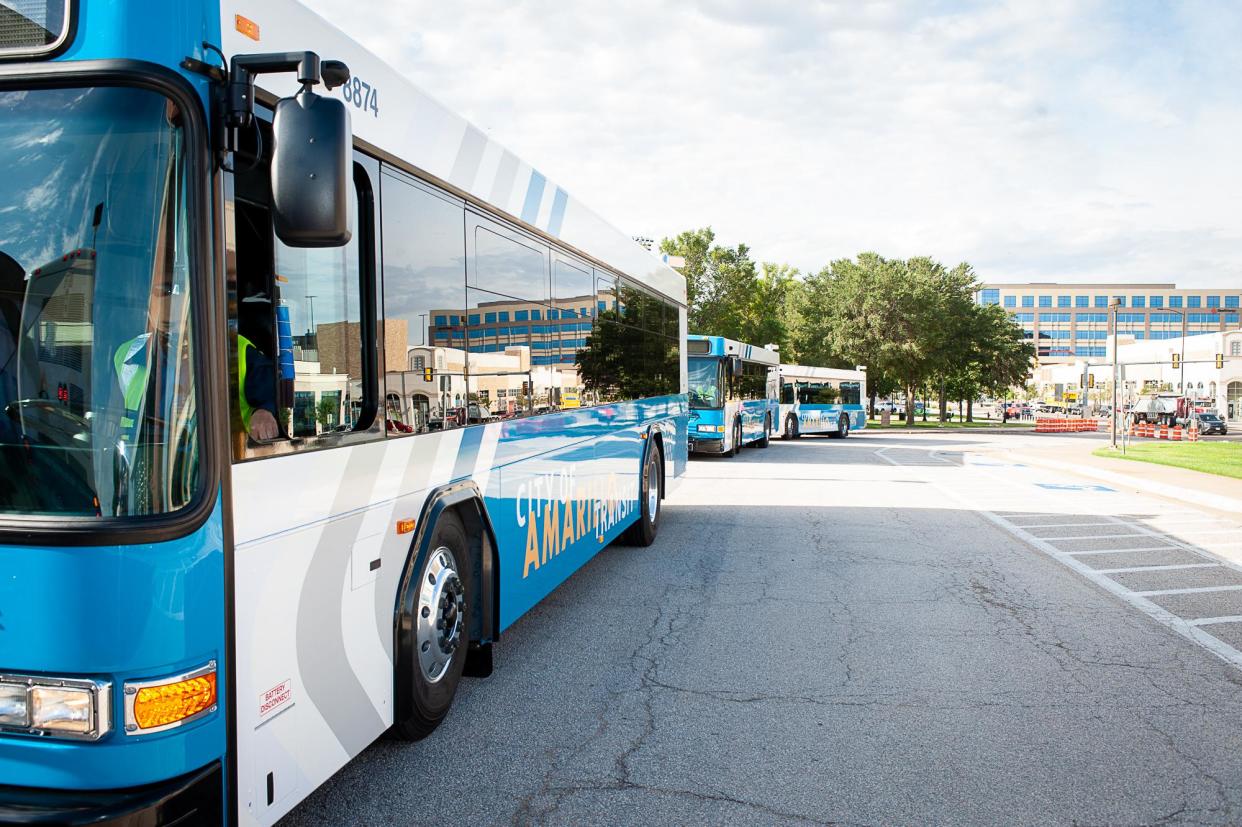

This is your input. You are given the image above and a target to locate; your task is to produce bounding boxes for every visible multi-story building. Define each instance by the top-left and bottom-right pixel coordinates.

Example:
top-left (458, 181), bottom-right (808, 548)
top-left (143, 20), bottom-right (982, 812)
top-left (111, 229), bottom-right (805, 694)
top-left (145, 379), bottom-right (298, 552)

top-left (1034, 329), bottom-right (1242, 425)
top-left (977, 283), bottom-right (1242, 366)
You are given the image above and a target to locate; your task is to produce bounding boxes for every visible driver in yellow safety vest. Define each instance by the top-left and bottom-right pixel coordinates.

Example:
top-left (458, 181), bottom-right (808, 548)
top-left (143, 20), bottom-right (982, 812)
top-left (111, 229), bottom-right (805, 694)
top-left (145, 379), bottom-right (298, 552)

top-left (237, 291), bottom-right (280, 440)
top-left (237, 333), bottom-right (279, 440)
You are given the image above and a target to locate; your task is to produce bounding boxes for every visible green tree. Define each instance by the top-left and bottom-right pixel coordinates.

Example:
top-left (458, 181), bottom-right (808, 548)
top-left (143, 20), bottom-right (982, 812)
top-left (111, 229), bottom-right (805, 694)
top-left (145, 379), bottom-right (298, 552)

top-left (660, 229), bottom-right (799, 352)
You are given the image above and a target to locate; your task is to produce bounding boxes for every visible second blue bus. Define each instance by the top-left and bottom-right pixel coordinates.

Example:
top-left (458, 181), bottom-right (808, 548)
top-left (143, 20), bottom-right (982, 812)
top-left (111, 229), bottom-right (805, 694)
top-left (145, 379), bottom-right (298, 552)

top-left (687, 335), bottom-right (780, 456)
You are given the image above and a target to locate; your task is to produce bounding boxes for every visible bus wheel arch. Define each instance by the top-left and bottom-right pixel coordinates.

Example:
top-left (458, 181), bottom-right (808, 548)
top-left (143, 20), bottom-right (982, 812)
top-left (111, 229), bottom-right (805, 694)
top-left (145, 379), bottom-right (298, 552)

top-left (730, 418), bottom-right (743, 456)
top-left (622, 431), bottom-right (664, 545)
top-left (392, 483), bottom-right (499, 740)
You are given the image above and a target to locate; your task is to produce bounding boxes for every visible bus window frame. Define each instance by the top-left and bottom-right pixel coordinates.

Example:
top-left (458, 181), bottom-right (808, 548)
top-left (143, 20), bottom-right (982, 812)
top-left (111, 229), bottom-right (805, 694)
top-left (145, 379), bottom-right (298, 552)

top-left (227, 116), bottom-right (384, 463)
top-left (0, 0), bottom-right (77, 62)
top-left (0, 60), bottom-right (220, 546)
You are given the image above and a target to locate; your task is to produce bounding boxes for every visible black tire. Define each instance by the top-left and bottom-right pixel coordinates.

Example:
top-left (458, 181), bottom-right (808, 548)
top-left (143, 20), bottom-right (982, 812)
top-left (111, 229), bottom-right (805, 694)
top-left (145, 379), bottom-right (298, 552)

top-left (729, 420), bottom-right (743, 457)
top-left (622, 442), bottom-right (662, 546)
top-left (783, 414), bottom-right (800, 440)
top-left (756, 414), bottom-right (771, 448)
top-left (394, 511), bottom-right (470, 741)
top-left (829, 415), bottom-right (850, 439)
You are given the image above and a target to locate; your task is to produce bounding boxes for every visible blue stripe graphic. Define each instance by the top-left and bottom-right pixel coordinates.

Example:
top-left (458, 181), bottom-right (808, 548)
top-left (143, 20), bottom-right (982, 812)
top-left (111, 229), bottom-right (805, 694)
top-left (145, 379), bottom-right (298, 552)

top-left (547, 187), bottom-right (568, 236)
top-left (521, 170), bottom-right (546, 224)
top-left (452, 425), bottom-right (485, 481)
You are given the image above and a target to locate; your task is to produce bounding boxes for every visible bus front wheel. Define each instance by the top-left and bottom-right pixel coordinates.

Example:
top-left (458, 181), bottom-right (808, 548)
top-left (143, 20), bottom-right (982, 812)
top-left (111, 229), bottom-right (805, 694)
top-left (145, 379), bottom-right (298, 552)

top-left (394, 511), bottom-right (470, 741)
top-left (729, 420), bottom-right (743, 457)
top-left (783, 415), bottom-right (800, 440)
top-left (622, 442), bottom-right (662, 546)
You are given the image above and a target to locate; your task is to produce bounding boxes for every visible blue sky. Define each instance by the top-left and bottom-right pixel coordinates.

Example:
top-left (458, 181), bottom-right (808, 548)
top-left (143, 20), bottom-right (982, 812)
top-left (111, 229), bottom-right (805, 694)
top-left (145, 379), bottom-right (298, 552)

top-left (304, 0), bottom-right (1242, 287)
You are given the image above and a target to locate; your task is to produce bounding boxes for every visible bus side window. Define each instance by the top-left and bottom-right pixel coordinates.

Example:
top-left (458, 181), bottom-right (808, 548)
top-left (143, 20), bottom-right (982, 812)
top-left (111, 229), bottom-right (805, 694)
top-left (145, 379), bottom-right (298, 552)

top-left (574, 278), bottom-right (678, 404)
top-left (378, 171), bottom-right (467, 435)
top-left (229, 120), bottom-right (380, 459)
top-left (466, 218), bottom-right (551, 420)
top-left (738, 361), bottom-right (767, 400)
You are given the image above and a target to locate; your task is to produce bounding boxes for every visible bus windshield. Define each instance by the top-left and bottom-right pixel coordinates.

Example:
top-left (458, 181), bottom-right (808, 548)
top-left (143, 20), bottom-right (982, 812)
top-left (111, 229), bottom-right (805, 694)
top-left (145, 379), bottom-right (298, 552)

top-left (688, 356), bottom-right (722, 409)
top-left (0, 86), bottom-right (198, 518)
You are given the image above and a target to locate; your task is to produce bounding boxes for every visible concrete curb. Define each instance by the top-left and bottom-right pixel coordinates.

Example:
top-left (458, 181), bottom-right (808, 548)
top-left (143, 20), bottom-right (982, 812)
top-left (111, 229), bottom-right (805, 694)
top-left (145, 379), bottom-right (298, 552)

top-left (870, 426), bottom-right (1038, 435)
top-left (1009, 451), bottom-right (1242, 514)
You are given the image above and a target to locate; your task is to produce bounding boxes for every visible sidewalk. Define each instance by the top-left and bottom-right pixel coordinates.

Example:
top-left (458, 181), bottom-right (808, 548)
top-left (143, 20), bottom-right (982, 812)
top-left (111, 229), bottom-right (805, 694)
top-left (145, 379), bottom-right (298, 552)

top-left (1003, 440), bottom-right (1242, 516)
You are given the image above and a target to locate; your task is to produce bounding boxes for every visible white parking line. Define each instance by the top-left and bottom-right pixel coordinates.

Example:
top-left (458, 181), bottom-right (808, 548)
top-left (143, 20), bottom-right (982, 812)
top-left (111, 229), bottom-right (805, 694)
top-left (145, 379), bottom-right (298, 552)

top-left (1044, 533), bottom-right (1152, 541)
top-left (1133, 585), bottom-right (1242, 597)
top-left (1093, 563), bottom-right (1222, 575)
top-left (1064, 546), bottom-right (1198, 556)
top-left (1190, 616), bottom-right (1242, 627)
top-left (1013, 522), bottom-right (1116, 529)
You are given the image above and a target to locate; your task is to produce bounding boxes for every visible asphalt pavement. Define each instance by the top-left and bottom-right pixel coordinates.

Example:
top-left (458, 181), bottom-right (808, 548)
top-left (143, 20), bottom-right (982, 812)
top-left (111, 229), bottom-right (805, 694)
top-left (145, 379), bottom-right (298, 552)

top-left (280, 431), bottom-right (1242, 826)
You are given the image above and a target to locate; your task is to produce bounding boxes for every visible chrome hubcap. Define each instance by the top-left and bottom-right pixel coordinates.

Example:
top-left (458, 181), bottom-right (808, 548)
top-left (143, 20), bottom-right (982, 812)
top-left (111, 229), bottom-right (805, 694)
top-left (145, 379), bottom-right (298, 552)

top-left (646, 459), bottom-right (659, 524)
top-left (416, 547), bottom-right (464, 683)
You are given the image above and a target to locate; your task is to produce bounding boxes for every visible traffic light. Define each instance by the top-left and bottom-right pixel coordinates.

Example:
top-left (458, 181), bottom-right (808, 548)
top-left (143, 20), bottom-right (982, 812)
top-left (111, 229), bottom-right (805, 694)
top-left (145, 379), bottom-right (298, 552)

top-left (423, 366), bottom-right (433, 382)
top-left (1218, 353), bottom-right (1225, 369)
top-left (521, 381), bottom-right (531, 397)
top-left (1171, 353), bottom-right (1180, 369)
top-left (1088, 374), bottom-right (1095, 389)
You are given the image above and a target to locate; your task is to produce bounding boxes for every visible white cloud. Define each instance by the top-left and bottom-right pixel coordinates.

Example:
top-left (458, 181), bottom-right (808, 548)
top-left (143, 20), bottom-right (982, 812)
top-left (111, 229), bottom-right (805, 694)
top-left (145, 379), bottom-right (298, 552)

top-left (302, 0), bottom-right (1242, 287)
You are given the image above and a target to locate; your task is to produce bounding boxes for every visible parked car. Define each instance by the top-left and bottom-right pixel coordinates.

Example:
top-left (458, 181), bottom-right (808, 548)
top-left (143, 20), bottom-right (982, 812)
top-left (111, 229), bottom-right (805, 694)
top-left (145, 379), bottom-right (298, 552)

top-left (1194, 413), bottom-right (1228, 435)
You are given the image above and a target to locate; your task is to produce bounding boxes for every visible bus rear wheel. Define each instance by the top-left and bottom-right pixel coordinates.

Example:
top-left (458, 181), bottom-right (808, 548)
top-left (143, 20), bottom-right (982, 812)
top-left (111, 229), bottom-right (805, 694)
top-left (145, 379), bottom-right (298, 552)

top-left (784, 414), bottom-right (800, 440)
top-left (756, 414), bottom-right (771, 448)
top-left (394, 511), bottom-right (470, 741)
top-left (829, 415), bottom-right (850, 439)
top-left (622, 442), bottom-right (662, 546)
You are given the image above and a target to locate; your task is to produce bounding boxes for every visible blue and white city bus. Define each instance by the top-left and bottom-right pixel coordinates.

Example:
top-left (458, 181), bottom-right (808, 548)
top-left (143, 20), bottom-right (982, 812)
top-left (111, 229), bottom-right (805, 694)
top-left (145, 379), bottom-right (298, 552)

top-left (686, 334), bottom-right (779, 456)
top-left (777, 365), bottom-right (867, 439)
top-left (0, 1), bottom-right (687, 823)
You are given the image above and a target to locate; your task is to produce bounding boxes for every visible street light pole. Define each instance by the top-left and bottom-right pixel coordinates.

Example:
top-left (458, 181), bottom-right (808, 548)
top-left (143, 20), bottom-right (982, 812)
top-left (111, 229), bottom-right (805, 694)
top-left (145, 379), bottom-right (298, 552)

top-left (1180, 309), bottom-right (1187, 396)
top-left (1110, 298), bottom-right (1120, 449)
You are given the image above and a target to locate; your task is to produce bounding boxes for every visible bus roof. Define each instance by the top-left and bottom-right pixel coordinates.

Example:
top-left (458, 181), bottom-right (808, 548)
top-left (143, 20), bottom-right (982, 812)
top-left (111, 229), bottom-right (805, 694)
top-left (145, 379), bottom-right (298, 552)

top-left (686, 334), bottom-right (780, 365)
top-left (778, 365), bottom-right (867, 383)
top-left (220, 0), bottom-right (685, 306)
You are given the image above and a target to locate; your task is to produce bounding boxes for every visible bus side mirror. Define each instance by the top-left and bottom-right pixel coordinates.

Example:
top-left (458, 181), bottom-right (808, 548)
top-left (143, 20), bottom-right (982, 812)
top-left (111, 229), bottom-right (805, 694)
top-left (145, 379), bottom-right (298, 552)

top-left (271, 89), bottom-right (352, 247)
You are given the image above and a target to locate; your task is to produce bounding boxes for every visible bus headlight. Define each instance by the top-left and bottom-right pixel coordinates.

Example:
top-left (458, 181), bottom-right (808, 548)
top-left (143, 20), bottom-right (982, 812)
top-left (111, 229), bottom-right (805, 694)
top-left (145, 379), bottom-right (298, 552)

top-left (0, 684), bottom-right (27, 727)
top-left (31, 686), bottom-right (95, 734)
top-left (0, 674), bottom-right (111, 740)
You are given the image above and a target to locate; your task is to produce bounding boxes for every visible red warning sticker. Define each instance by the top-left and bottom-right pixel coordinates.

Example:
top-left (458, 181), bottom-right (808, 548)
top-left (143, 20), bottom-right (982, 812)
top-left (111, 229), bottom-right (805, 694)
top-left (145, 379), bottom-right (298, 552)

top-left (259, 679), bottom-right (292, 720)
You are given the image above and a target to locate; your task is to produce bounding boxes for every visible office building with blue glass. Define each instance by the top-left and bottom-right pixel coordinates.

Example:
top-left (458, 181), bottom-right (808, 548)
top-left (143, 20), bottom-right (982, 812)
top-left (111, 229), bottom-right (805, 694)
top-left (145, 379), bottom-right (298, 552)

top-left (977, 283), bottom-right (1242, 366)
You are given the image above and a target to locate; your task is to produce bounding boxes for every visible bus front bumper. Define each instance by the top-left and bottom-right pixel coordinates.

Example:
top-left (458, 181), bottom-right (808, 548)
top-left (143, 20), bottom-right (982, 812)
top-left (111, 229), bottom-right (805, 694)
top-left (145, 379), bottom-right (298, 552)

top-left (0, 761), bottom-right (221, 826)
top-left (689, 435), bottom-right (727, 454)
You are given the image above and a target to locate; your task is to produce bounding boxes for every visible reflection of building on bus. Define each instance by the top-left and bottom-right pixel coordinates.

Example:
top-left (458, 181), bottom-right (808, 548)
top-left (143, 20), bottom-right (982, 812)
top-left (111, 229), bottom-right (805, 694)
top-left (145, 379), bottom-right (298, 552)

top-left (428, 293), bottom-right (602, 364)
top-left (11, 249), bottom-right (99, 490)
